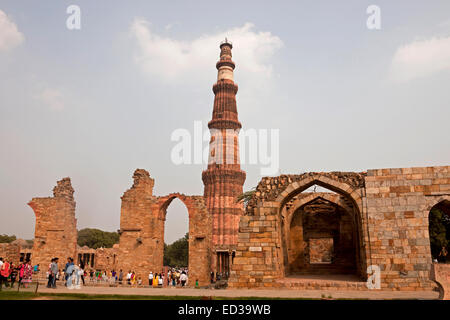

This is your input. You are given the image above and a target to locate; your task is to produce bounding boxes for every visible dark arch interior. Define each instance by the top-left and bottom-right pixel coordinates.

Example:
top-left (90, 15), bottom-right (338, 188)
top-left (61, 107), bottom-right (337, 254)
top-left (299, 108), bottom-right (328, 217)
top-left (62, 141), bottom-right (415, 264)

top-left (288, 198), bottom-right (357, 275)
top-left (280, 183), bottom-right (366, 280)
top-left (428, 199), bottom-right (450, 263)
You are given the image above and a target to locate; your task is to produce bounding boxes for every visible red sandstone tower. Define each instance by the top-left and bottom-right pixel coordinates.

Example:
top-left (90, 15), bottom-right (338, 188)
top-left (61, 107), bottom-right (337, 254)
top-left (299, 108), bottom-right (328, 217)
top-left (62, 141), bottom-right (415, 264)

top-left (202, 40), bottom-right (246, 277)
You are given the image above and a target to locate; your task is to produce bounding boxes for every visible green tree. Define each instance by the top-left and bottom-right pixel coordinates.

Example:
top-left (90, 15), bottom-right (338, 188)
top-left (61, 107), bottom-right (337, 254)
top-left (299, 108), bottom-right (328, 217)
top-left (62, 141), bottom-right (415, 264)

top-left (236, 189), bottom-right (256, 208)
top-left (77, 228), bottom-right (119, 249)
top-left (0, 234), bottom-right (16, 243)
top-left (163, 233), bottom-right (189, 267)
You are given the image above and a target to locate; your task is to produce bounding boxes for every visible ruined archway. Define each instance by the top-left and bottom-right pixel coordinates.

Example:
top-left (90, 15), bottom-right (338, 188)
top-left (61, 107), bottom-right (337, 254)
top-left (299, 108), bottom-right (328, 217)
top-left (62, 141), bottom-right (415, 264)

top-left (283, 193), bottom-right (359, 277)
top-left (229, 172), bottom-right (369, 288)
top-left (274, 173), bottom-right (368, 280)
top-left (157, 193), bottom-right (211, 287)
top-left (162, 198), bottom-right (189, 267)
top-left (117, 170), bottom-right (211, 287)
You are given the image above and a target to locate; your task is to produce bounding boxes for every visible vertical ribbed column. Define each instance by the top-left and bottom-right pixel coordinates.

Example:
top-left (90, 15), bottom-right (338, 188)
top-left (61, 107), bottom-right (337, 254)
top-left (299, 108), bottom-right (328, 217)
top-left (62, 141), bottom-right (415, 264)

top-left (202, 41), bottom-right (246, 264)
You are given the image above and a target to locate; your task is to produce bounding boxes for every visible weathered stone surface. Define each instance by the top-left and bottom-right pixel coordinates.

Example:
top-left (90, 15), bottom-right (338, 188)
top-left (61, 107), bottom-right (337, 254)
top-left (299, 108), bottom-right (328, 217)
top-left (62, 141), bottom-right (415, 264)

top-left (0, 243), bottom-right (21, 265)
top-left (28, 177), bottom-right (77, 269)
top-left (431, 263), bottom-right (450, 300)
top-left (116, 169), bottom-right (211, 286)
top-left (229, 166), bottom-right (450, 292)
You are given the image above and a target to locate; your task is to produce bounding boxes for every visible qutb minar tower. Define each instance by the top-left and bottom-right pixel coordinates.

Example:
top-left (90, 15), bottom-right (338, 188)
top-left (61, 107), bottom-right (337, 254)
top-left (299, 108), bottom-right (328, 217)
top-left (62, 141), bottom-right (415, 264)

top-left (202, 39), bottom-right (246, 277)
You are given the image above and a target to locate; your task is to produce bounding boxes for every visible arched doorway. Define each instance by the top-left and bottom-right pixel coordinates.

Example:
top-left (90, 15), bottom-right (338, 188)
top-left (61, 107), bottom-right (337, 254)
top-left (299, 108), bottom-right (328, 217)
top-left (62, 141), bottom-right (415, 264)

top-left (428, 199), bottom-right (450, 264)
top-left (286, 193), bottom-right (358, 275)
top-left (157, 194), bottom-right (211, 286)
top-left (163, 198), bottom-right (189, 268)
top-left (274, 174), bottom-right (368, 280)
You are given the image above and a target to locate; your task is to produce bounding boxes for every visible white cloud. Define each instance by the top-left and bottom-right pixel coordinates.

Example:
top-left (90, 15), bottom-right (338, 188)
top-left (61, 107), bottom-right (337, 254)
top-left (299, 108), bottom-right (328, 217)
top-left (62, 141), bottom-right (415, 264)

top-left (35, 87), bottom-right (65, 111)
top-left (0, 10), bottom-right (24, 52)
top-left (389, 36), bottom-right (450, 83)
top-left (129, 19), bottom-right (283, 83)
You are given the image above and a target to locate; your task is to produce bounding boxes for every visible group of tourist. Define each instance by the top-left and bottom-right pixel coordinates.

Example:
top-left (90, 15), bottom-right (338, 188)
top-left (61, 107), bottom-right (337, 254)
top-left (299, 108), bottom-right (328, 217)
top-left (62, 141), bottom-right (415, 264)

top-left (45, 257), bottom-right (85, 289)
top-left (148, 268), bottom-right (189, 287)
top-left (0, 257), bottom-right (33, 289)
top-left (2, 256), bottom-right (192, 289)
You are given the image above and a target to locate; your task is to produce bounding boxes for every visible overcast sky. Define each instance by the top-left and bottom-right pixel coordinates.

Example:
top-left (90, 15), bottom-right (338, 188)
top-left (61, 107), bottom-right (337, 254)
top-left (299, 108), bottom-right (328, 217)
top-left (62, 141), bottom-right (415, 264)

top-left (1, 1), bottom-right (449, 243)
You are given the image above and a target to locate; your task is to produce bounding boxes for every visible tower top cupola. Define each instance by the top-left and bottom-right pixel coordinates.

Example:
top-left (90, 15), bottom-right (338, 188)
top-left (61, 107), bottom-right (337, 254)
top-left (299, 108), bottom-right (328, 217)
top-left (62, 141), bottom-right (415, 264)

top-left (216, 38), bottom-right (235, 81)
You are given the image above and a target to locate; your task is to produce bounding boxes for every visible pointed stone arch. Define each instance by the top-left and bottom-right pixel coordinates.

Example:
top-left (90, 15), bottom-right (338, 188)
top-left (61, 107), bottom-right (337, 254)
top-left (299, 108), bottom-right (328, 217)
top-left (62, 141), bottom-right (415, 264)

top-left (230, 172), bottom-right (370, 288)
top-left (157, 193), bottom-right (211, 286)
top-left (117, 170), bottom-right (211, 287)
top-left (281, 192), bottom-right (363, 276)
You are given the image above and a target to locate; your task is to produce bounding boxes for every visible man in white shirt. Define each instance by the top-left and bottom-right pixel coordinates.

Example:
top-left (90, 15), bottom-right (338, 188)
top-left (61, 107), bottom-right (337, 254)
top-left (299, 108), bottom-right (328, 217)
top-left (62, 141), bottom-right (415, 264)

top-left (180, 272), bottom-right (188, 287)
top-left (148, 271), bottom-right (153, 286)
top-left (126, 271), bottom-right (132, 285)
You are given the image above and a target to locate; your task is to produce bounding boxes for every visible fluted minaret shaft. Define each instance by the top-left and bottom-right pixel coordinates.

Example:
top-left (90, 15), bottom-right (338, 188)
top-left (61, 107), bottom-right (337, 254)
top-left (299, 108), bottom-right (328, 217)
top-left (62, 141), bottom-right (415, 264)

top-left (202, 41), bottom-right (246, 249)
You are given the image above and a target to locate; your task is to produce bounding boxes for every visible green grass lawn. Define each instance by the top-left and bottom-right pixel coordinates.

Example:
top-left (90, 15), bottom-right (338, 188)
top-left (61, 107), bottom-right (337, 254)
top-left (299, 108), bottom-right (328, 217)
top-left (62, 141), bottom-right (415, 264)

top-left (0, 291), bottom-right (210, 300)
top-left (0, 291), bottom-right (319, 300)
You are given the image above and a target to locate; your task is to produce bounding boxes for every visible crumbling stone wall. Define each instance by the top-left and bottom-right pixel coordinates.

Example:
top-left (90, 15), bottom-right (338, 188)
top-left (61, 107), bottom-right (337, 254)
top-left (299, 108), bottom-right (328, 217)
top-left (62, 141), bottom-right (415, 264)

top-left (28, 178), bottom-right (77, 269)
top-left (93, 247), bottom-right (119, 271)
top-left (117, 169), bottom-right (211, 286)
top-left (0, 243), bottom-right (21, 265)
top-left (229, 166), bottom-right (450, 291)
top-left (157, 194), bottom-right (211, 286)
top-left (117, 169), bottom-right (158, 277)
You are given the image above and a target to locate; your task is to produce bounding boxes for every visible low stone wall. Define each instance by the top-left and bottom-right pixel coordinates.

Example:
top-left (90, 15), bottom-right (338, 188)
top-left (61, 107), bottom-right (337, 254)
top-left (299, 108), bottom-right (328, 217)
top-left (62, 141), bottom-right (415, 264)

top-left (431, 263), bottom-right (450, 300)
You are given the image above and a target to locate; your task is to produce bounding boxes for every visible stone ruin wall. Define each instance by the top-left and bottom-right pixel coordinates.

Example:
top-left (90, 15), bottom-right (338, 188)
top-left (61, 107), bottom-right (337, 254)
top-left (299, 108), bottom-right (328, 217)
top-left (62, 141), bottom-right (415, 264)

top-left (116, 169), bottom-right (158, 278)
top-left (24, 170), bottom-right (211, 286)
top-left (365, 166), bottom-right (450, 290)
top-left (116, 169), bottom-right (211, 286)
top-left (229, 166), bottom-right (450, 291)
top-left (22, 166), bottom-right (449, 292)
top-left (28, 178), bottom-right (78, 270)
top-left (0, 243), bottom-right (21, 265)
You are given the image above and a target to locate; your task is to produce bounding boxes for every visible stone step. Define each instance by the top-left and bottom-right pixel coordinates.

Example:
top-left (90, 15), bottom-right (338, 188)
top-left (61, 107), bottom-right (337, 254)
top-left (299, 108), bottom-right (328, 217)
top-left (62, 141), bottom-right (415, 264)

top-left (275, 274), bottom-right (368, 291)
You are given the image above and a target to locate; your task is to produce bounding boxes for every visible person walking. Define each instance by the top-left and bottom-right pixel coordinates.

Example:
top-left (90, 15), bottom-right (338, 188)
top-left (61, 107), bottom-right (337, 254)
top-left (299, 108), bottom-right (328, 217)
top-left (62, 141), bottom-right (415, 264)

top-left (0, 258), bottom-right (10, 288)
top-left (153, 273), bottom-right (158, 287)
top-left (79, 263), bottom-right (85, 286)
top-left (47, 258), bottom-right (54, 288)
top-left (73, 264), bottom-right (81, 289)
top-left (158, 273), bottom-right (163, 287)
top-left (22, 259), bottom-right (33, 288)
top-left (65, 257), bottom-right (75, 289)
top-left (126, 270), bottom-right (132, 285)
top-left (118, 269), bottom-right (123, 285)
top-left (148, 271), bottom-right (153, 286)
top-left (89, 269), bottom-right (94, 283)
top-left (180, 271), bottom-right (187, 287)
top-left (9, 263), bottom-right (17, 288)
top-left (111, 270), bottom-right (116, 284)
top-left (51, 258), bottom-right (58, 288)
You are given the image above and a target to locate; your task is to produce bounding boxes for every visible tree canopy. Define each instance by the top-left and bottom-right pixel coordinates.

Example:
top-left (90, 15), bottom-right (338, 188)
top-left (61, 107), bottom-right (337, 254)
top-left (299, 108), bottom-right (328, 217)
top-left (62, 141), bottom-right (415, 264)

top-left (77, 228), bottom-right (119, 249)
top-left (163, 233), bottom-right (188, 267)
top-left (0, 234), bottom-right (16, 243)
